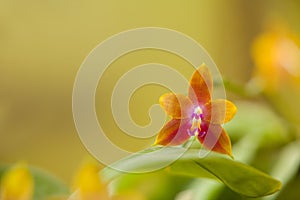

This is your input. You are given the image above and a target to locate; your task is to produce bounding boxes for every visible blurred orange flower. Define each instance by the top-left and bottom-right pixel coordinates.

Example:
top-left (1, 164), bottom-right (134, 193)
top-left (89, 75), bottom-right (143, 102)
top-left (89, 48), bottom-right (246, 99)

top-left (154, 64), bottom-right (237, 157)
top-left (251, 23), bottom-right (300, 92)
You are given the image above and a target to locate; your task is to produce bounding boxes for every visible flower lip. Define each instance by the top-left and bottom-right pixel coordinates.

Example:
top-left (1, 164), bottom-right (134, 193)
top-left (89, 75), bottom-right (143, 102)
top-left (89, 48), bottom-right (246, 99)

top-left (189, 106), bottom-right (204, 136)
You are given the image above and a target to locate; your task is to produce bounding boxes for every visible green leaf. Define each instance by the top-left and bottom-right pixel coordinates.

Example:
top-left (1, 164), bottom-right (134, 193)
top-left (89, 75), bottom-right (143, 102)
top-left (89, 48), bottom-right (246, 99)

top-left (191, 156), bottom-right (280, 197)
top-left (102, 147), bottom-right (281, 198)
top-left (0, 165), bottom-right (69, 200)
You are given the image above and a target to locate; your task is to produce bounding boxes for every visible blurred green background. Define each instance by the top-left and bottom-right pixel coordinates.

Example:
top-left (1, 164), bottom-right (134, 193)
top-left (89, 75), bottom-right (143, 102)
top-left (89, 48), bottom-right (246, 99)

top-left (1, 0), bottom-right (300, 190)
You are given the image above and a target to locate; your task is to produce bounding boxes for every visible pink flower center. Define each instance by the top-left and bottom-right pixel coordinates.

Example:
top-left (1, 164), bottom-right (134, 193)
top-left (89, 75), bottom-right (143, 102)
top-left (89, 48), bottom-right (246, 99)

top-left (188, 106), bottom-right (203, 136)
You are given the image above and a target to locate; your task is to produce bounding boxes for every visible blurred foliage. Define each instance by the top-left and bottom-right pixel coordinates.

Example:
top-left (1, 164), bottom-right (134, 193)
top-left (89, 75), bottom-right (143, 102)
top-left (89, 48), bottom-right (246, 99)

top-left (0, 164), bottom-right (69, 200)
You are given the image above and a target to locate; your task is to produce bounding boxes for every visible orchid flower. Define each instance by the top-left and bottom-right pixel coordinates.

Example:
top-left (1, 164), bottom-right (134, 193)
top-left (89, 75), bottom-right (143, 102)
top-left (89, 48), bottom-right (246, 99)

top-left (154, 64), bottom-right (237, 157)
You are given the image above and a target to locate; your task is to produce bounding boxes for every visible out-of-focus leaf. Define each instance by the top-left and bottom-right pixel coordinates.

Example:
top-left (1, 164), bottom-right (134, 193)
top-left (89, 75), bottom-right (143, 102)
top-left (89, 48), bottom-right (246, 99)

top-left (224, 101), bottom-right (289, 146)
top-left (188, 179), bottom-right (223, 200)
top-left (31, 167), bottom-right (70, 200)
top-left (110, 171), bottom-right (190, 200)
top-left (263, 141), bottom-right (300, 200)
top-left (101, 146), bottom-right (281, 198)
top-left (0, 165), bottom-right (69, 200)
top-left (0, 166), bottom-right (7, 176)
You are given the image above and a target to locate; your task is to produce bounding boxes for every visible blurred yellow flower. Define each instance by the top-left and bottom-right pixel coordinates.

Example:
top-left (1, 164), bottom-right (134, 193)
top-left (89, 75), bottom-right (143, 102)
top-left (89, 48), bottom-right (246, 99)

top-left (0, 163), bottom-right (34, 200)
top-left (71, 160), bottom-right (146, 200)
top-left (72, 160), bottom-right (109, 200)
top-left (251, 23), bottom-right (300, 92)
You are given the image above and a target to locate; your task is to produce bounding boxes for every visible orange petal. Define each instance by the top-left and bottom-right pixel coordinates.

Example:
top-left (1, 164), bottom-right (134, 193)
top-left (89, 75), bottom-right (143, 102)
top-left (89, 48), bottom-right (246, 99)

top-left (159, 93), bottom-right (193, 119)
top-left (188, 63), bottom-right (213, 105)
top-left (198, 124), bottom-right (233, 157)
top-left (203, 99), bottom-right (237, 124)
top-left (154, 119), bottom-right (190, 146)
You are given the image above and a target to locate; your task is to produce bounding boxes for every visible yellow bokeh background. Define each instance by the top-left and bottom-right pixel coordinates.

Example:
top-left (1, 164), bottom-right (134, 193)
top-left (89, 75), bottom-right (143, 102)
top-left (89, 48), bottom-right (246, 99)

top-left (1, 0), bottom-right (299, 183)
